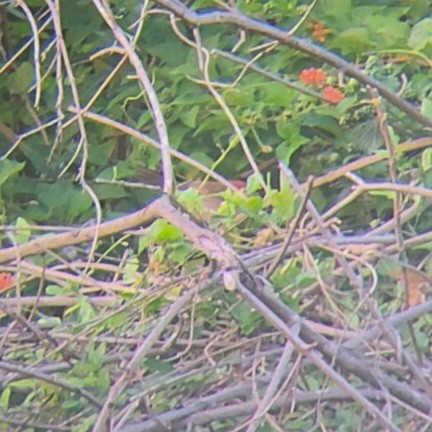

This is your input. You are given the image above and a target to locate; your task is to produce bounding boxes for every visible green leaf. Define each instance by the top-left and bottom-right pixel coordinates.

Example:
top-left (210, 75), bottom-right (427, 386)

top-left (37, 316), bottom-right (62, 329)
top-left (261, 82), bottom-right (297, 107)
top-left (242, 195), bottom-right (264, 212)
top-left (0, 159), bottom-right (25, 187)
top-left (275, 123), bottom-right (309, 165)
top-left (369, 190), bottom-right (396, 200)
top-left (72, 414), bottom-right (97, 432)
top-left (46, 284), bottom-right (69, 296)
top-left (230, 301), bottom-right (263, 335)
top-left (0, 387), bottom-right (10, 408)
top-left (276, 119), bottom-right (296, 140)
top-left (13, 216), bottom-right (32, 244)
top-left (169, 243), bottom-right (191, 264)
top-left (149, 219), bottom-right (184, 242)
top-left (421, 148), bottom-right (432, 172)
top-left (138, 235), bottom-right (150, 254)
top-left (269, 187), bottom-right (295, 224)
top-left (421, 97), bottom-right (432, 118)
top-left (409, 18), bottom-right (432, 51)
top-left (93, 183), bottom-right (128, 200)
top-left (7, 62), bottom-right (33, 95)
top-left (123, 256), bottom-right (139, 284)
top-left (223, 87), bottom-right (255, 107)
top-left (364, 15), bottom-right (409, 47)
top-left (180, 105), bottom-right (199, 128)
top-left (302, 112), bottom-right (342, 135)
top-left (194, 112), bottom-right (230, 135)
top-left (144, 358), bottom-right (174, 374)
top-left (35, 183), bottom-right (93, 222)
top-left (60, 1), bottom-right (105, 48)
top-left (246, 173), bottom-right (264, 193)
top-left (319, 0), bottom-right (352, 22)
top-left (331, 28), bottom-right (374, 55)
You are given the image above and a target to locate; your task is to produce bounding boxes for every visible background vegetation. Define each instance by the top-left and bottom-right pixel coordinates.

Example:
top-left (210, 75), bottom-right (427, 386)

top-left (0, 0), bottom-right (432, 431)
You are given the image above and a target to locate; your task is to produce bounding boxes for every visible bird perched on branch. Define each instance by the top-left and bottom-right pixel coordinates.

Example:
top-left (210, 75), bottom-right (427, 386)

top-left (136, 166), bottom-right (246, 211)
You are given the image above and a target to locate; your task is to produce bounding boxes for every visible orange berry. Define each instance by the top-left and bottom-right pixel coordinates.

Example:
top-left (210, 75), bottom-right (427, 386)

top-left (322, 86), bottom-right (344, 104)
top-left (299, 68), bottom-right (327, 86)
top-left (0, 273), bottom-right (14, 292)
top-left (310, 21), bottom-right (331, 43)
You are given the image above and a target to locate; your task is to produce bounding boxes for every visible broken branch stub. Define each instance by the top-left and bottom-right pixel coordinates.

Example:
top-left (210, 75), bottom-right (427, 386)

top-left (155, 196), bottom-right (240, 290)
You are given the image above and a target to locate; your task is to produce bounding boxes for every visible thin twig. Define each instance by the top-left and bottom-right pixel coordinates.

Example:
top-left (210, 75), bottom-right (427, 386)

top-left (245, 338), bottom-right (297, 432)
top-left (0, 360), bottom-right (101, 407)
top-left (93, 288), bottom-right (196, 431)
top-left (303, 137), bottom-right (432, 189)
top-left (265, 176), bottom-right (313, 278)
top-left (92, 0), bottom-right (174, 194)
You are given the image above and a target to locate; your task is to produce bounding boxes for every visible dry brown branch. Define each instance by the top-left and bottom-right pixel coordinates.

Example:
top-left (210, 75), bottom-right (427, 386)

top-left (244, 338), bottom-right (296, 432)
top-left (69, 107), bottom-right (238, 191)
top-left (92, 0), bottom-right (174, 194)
top-left (322, 178), bottom-right (432, 221)
top-left (93, 287), bottom-right (196, 432)
top-left (236, 277), bottom-right (432, 415)
top-left (304, 136), bottom-right (432, 189)
top-left (0, 295), bottom-right (118, 309)
top-left (280, 164), bottom-right (363, 290)
top-left (121, 385), bottom-right (388, 432)
top-left (0, 360), bottom-right (101, 407)
top-left (0, 201), bottom-right (158, 264)
top-left (235, 280), bottom-right (404, 432)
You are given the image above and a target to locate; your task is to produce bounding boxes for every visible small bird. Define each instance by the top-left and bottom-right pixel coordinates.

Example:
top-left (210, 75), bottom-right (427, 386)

top-left (136, 166), bottom-right (246, 211)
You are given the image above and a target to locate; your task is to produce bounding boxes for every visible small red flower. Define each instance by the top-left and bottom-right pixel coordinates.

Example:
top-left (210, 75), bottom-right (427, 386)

top-left (310, 21), bottom-right (331, 43)
top-left (0, 273), bottom-right (14, 292)
top-left (299, 68), bottom-right (327, 86)
top-left (322, 86), bottom-right (344, 104)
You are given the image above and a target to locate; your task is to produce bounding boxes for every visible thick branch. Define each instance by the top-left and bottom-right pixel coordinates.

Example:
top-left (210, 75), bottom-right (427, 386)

top-left (0, 196), bottom-right (238, 278)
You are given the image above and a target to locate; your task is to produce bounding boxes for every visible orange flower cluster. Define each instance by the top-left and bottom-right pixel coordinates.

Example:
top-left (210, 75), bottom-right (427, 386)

top-left (311, 21), bottom-right (331, 43)
top-left (321, 86), bottom-right (344, 104)
top-left (299, 68), bottom-right (327, 86)
top-left (299, 67), bottom-right (345, 104)
top-left (0, 272), bottom-right (14, 292)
